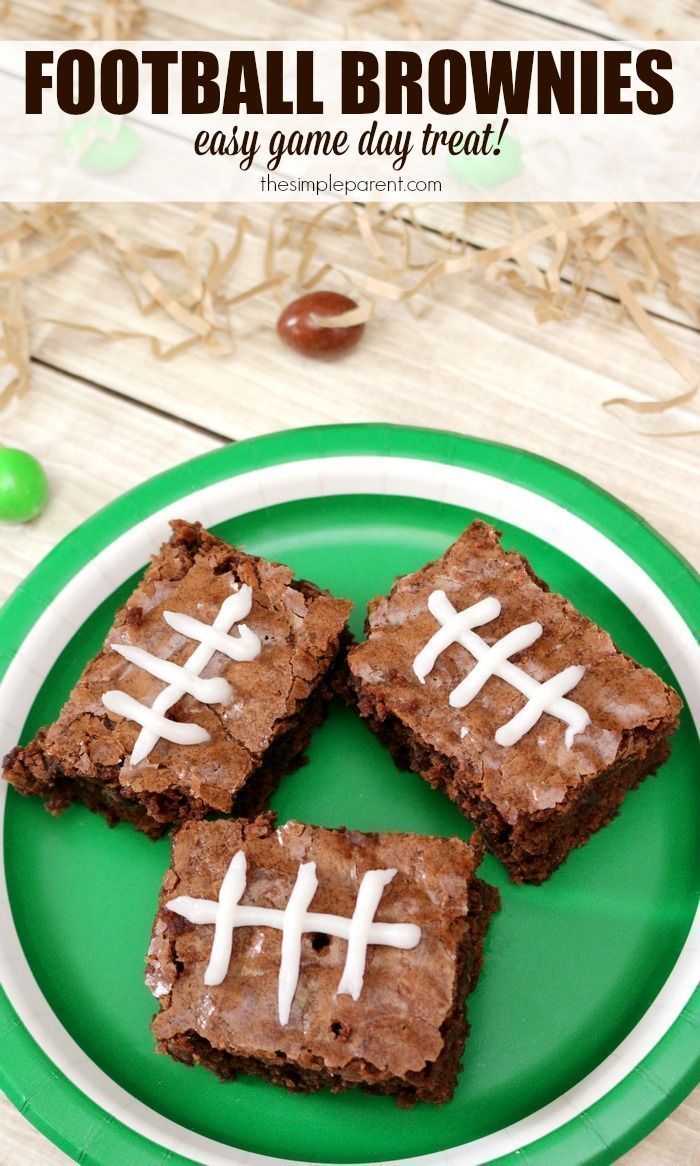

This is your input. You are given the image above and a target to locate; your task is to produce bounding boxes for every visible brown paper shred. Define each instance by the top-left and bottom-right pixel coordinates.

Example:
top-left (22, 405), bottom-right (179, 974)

top-left (587, 0), bottom-right (667, 39)
top-left (354, 205), bottom-right (390, 263)
top-left (348, 0), bottom-right (473, 38)
top-left (289, 205), bottom-right (351, 291)
top-left (282, 200), bottom-right (698, 432)
top-left (600, 257), bottom-right (700, 426)
top-left (38, 316), bottom-right (205, 362)
top-left (0, 200), bottom-right (698, 435)
top-left (0, 204), bottom-right (237, 404)
top-left (0, 239), bottom-right (29, 404)
top-left (351, 0), bottom-right (423, 39)
top-left (207, 217), bottom-right (250, 296)
top-left (315, 302), bottom-right (374, 328)
top-left (111, 241), bottom-right (212, 337)
top-left (0, 233), bottom-right (88, 282)
top-left (48, 0), bottom-right (145, 39)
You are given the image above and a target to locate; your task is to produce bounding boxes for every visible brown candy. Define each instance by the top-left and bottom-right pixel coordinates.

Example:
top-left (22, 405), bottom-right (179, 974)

top-left (277, 291), bottom-right (364, 358)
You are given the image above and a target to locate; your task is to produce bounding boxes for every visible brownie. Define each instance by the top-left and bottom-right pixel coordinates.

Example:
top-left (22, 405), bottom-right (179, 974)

top-left (340, 520), bottom-right (682, 884)
top-left (146, 814), bottom-right (499, 1105)
top-left (4, 521), bottom-right (352, 837)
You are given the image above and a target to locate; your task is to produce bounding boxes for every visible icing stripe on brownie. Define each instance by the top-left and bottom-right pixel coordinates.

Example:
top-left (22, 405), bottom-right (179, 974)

top-left (414, 589), bottom-right (590, 748)
top-left (167, 852), bottom-right (422, 1026)
top-left (102, 583), bottom-right (261, 765)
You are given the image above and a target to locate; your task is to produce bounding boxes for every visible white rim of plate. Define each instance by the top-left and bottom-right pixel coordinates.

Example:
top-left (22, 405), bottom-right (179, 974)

top-left (0, 454), bottom-right (698, 1166)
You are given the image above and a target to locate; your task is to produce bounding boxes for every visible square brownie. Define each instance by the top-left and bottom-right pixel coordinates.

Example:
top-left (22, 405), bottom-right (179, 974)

top-left (340, 520), bottom-right (682, 884)
top-left (4, 521), bottom-right (352, 837)
top-left (146, 815), bottom-right (498, 1105)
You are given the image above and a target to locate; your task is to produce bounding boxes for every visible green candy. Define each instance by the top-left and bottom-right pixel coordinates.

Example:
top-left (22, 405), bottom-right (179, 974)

top-left (62, 115), bottom-right (141, 174)
top-left (0, 448), bottom-right (49, 524)
top-left (449, 133), bottom-right (522, 188)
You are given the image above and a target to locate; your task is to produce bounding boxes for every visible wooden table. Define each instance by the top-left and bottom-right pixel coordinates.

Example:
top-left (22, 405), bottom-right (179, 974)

top-left (1, 0), bottom-right (698, 1163)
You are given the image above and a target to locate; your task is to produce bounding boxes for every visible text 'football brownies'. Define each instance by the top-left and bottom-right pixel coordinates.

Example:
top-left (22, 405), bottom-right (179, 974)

top-left (146, 815), bottom-right (499, 1105)
top-left (339, 520), bottom-right (681, 884)
top-left (3, 521), bottom-right (352, 836)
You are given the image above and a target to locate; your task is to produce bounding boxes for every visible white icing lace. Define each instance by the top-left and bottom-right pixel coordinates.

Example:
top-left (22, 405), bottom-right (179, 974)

top-left (414, 590), bottom-right (590, 747)
top-left (167, 851), bottom-right (422, 1026)
top-left (102, 584), bottom-right (261, 765)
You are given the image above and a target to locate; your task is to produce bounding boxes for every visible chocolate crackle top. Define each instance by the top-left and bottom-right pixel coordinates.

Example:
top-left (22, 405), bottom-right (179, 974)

top-left (147, 816), bottom-right (490, 1090)
top-left (347, 520), bottom-right (680, 823)
top-left (6, 520), bottom-right (351, 822)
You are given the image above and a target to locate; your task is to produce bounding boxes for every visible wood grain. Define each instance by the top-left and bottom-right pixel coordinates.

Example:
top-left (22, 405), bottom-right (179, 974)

top-left (17, 202), bottom-right (700, 568)
top-left (0, 351), bottom-right (697, 1166)
top-left (0, 1084), bottom-right (698, 1166)
top-left (2, 0), bottom-right (699, 41)
top-left (0, 0), bottom-right (698, 1162)
top-left (0, 363), bottom-right (219, 601)
top-left (410, 203), bottom-right (700, 331)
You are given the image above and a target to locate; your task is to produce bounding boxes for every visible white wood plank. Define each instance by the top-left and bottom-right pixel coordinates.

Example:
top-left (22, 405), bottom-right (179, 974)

top-left (0, 359), bottom-right (216, 1163)
top-left (409, 203), bottom-right (700, 332)
top-left (2, 1087), bottom-right (698, 1166)
top-left (621, 1087), bottom-right (700, 1166)
top-left (4, 370), bottom-right (694, 1166)
top-left (0, 1096), bottom-right (69, 1164)
top-left (13, 203), bottom-right (699, 567)
top-left (0, 6), bottom-right (698, 1166)
top-left (0, 0), bottom-right (586, 41)
top-left (0, 287), bottom-right (697, 1166)
top-left (0, 364), bottom-right (220, 602)
top-left (3, 0), bottom-right (699, 43)
top-left (489, 0), bottom-right (700, 39)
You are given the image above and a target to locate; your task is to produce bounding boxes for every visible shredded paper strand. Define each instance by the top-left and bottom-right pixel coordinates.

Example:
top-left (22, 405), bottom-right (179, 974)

top-left (0, 0), bottom-right (696, 433)
top-left (0, 201), bottom-right (697, 433)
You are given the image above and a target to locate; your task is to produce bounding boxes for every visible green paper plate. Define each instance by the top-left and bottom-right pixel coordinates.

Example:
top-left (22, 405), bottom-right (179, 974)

top-left (0, 424), bottom-right (698, 1166)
